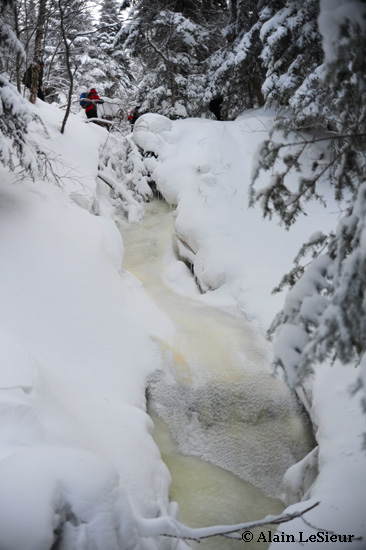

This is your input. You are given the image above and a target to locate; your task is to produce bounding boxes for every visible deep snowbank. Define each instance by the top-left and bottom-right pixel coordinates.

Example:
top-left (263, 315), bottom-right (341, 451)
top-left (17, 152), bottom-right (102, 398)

top-left (133, 112), bottom-right (338, 328)
top-left (0, 102), bottom-right (187, 549)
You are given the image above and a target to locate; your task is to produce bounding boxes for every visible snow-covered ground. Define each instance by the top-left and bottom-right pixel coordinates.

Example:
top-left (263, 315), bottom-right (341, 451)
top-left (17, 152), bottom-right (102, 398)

top-left (0, 103), bottom-right (184, 550)
top-left (0, 100), bottom-right (364, 548)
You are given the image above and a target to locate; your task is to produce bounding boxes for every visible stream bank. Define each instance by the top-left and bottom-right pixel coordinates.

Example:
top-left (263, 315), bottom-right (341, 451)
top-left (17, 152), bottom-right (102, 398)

top-left (118, 199), bottom-right (316, 549)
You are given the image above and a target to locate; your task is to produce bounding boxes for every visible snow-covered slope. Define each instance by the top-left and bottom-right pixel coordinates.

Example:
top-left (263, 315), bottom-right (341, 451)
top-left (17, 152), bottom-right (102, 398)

top-left (0, 102), bottom-right (186, 550)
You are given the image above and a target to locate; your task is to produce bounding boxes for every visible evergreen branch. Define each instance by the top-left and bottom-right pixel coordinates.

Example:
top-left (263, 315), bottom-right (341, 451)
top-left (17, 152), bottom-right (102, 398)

top-left (272, 232), bottom-right (333, 294)
top-left (144, 30), bottom-right (172, 66)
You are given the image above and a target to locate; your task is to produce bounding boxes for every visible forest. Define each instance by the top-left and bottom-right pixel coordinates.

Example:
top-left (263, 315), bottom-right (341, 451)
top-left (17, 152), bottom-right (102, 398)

top-left (0, 1), bottom-right (365, 548)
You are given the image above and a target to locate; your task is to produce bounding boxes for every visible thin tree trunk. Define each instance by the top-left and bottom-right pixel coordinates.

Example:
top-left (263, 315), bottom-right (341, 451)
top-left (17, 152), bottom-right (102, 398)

top-left (13, 1), bottom-right (22, 93)
top-left (46, 38), bottom-right (63, 83)
top-left (30, 0), bottom-right (47, 104)
top-left (58, 0), bottom-right (74, 134)
top-left (251, 72), bottom-right (265, 107)
top-left (230, 0), bottom-right (237, 23)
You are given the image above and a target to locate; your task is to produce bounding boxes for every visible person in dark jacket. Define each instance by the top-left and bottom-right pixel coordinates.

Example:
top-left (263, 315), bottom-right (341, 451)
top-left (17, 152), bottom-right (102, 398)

top-left (37, 61), bottom-right (45, 100)
top-left (128, 106), bottom-right (141, 126)
top-left (209, 95), bottom-right (223, 121)
top-left (23, 60), bottom-right (45, 100)
top-left (85, 88), bottom-right (104, 120)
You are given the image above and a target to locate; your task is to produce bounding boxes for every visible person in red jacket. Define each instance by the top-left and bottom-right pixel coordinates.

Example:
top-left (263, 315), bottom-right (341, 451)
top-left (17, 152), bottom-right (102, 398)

top-left (85, 88), bottom-right (104, 121)
top-left (128, 105), bottom-right (141, 126)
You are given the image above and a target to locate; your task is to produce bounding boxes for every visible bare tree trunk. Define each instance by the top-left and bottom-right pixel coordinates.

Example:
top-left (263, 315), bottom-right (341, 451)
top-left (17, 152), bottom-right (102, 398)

top-left (230, 0), bottom-right (237, 23)
top-left (13, 1), bottom-right (22, 93)
top-left (58, 0), bottom-right (74, 134)
top-left (251, 72), bottom-right (265, 107)
top-left (30, 0), bottom-right (47, 104)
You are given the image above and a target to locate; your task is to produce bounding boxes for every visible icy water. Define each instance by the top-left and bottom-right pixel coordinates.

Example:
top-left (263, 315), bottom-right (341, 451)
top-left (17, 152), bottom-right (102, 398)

top-left (119, 200), bottom-right (315, 549)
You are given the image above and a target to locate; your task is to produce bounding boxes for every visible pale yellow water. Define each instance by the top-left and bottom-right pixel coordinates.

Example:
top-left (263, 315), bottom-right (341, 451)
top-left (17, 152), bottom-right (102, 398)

top-left (119, 200), bottom-right (315, 549)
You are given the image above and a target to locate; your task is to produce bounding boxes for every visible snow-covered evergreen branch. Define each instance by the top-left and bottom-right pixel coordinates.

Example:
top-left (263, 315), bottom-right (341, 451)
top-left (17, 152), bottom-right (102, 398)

top-left (251, 0), bottom-right (366, 399)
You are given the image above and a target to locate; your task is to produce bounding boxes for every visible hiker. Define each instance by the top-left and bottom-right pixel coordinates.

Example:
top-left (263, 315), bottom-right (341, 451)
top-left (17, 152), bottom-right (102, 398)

top-left (85, 88), bottom-right (104, 121)
top-left (37, 61), bottom-right (45, 100)
top-left (23, 60), bottom-right (45, 100)
top-left (209, 95), bottom-right (223, 121)
top-left (128, 106), bottom-right (141, 126)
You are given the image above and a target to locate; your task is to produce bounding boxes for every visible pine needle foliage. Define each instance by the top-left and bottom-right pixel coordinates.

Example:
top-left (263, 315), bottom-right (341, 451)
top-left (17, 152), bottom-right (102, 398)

top-left (0, 0), bottom-right (40, 176)
top-left (251, 0), bottom-right (366, 390)
top-left (117, 0), bottom-right (227, 118)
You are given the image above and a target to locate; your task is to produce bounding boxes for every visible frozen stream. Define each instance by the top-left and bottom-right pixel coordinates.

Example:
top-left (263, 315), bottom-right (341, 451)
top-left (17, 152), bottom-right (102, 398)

top-left (119, 200), bottom-right (315, 549)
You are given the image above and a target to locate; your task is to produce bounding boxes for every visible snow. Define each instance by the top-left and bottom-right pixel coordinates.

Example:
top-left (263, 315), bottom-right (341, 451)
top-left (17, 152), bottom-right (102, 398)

top-left (0, 102), bottom-right (183, 549)
top-left (134, 111), bottom-right (338, 328)
top-left (0, 331), bottom-right (37, 390)
top-left (318, 0), bottom-right (366, 62)
top-left (270, 360), bottom-right (365, 549)
top-left (0, 447), bottom-right (141, 550)
top-left (0, 98), bottom-right (364, 548)
top-left (132, 111), bottom-right (365, 546)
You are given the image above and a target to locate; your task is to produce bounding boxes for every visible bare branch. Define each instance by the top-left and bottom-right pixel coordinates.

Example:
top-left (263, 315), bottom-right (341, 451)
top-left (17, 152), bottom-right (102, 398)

top-left (270, 133), bottom-right (366, 149)
top-left (136, 502), bottom-right (320, 542)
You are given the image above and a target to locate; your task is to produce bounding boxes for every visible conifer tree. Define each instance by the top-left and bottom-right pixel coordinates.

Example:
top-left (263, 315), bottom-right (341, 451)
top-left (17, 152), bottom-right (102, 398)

top-left (118, 0), bottom-right (227, 118)
top-left (260, 0), bottom-right (322, 107)
top-left (0, 0), bottom-right (22, 90)
top-left (209, 0), bottom-right (286, 119)
top-left (1, 0), bottom-right (32, 84)
top-left (92, 0), bottom-right (132, 98)
top-left (251, 0), bottom-right (366, 396)
top-left (0, 0), bottom-right (39, 175)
